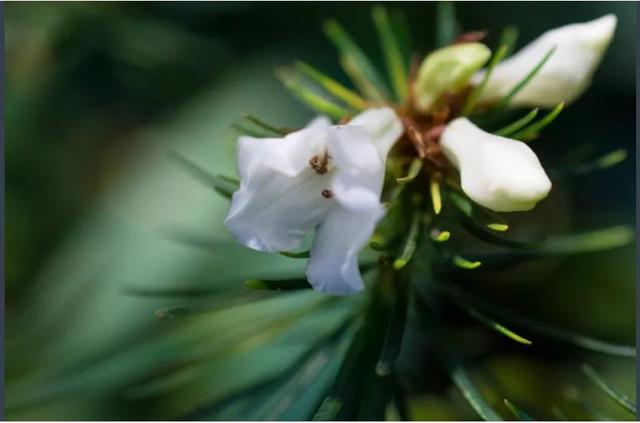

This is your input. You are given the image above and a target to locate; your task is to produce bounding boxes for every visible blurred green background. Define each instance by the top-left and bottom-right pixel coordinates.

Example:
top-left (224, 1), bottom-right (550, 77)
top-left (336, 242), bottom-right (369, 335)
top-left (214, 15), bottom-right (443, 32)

top-left (5, 2), bottom-right (636, 420)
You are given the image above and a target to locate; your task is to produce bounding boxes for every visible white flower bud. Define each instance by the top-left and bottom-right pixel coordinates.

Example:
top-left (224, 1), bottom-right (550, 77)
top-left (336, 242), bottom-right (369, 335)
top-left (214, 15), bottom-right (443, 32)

top-left (440, 118), bottom-right (552, 212)
top-left (473, 14), bottom-right (617, 108)
top-left (414, 42), bottom-right (491, 112)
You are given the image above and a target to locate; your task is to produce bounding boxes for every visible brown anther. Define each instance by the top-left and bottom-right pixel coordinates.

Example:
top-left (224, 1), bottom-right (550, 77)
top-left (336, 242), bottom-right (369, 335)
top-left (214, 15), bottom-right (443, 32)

top-left (321, 189), bottom-right (333, 199)
top-left (309, 151), bottom-right (330, 174)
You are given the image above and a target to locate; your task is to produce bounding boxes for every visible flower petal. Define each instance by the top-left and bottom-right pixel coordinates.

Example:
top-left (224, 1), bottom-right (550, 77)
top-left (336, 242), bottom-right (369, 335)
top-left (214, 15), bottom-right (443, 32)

top-left (236, 116), bottom-right (332, 180)
top-left (304, 124), bottom-right (388, 295)
top-left (328, 125), bottom-right (386, 210)
top-left (441, 117), bottom-right (552, 212)
top-left (344, 107), bottom-right (404, 158)
top-left (473, 14), bottom-right (616, 108)
top-left (225, 117), bottom-right (334, 252)
top-left (306, 203), bottom-right (383, 295)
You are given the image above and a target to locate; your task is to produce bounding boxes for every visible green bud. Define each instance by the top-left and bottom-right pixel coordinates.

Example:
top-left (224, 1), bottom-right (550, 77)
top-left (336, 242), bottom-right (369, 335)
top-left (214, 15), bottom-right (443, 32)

top-left (413, 42), bottom-right (491, 112)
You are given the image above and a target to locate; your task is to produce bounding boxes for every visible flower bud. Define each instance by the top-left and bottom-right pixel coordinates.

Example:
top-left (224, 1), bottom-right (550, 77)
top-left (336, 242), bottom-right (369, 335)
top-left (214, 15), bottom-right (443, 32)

top-left (472, 14), bottom-right (617, 108)
top-left (414, 42), bottom-right (491, 112)
top-left (440, 118), bottom-right (552, 212)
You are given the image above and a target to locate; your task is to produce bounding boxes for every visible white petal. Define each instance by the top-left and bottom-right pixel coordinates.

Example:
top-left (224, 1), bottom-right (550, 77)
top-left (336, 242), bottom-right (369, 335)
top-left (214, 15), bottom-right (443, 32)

top-left (473, 14), bottom-right (616, 108)
top-left (441, 118), bottom-right (552, 212)
top-left (304, 124), bottom-right (388, 295)
top-left (346, 107), bottom-right (404, 157)
top-left (236, 116), bottom-right (331, 180)
top-left (329, 125), bottom-right (387, 209)
top-left (225, 117), bottom-right (334, 252)
top-left (306, 204), bottom-right (383, 295)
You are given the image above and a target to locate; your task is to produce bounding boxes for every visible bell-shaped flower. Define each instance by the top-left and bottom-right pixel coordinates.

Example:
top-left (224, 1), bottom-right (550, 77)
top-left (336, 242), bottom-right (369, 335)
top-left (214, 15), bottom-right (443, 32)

top-left (414, 42), bottom-right (491, 112)
top-left (472, 14), bottom-right (616, 108)
top-left (440, 117), bottom-right (552, 212)
top-left (225, 107), bottom-right (403, 295)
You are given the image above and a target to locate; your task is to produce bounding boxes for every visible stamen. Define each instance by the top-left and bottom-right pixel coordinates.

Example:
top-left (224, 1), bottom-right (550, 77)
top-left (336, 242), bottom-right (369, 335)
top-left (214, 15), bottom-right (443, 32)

top-left (321, 189), bottom-right (333, 198)
top-left (309, 149), bottom-right (331, 174)
top-left (407, 126), bottom-right (428, 158)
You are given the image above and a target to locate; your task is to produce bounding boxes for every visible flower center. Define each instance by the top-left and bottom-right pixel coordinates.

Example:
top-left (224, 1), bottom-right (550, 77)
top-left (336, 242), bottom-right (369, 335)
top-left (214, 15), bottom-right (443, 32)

top-left (309, 149), bottom-right (331, 175)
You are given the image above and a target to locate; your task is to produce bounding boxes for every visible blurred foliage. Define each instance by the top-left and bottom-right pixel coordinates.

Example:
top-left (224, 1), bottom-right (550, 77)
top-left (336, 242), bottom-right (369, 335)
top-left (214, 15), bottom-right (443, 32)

top-left (5, 2), bottom-right (636, 420)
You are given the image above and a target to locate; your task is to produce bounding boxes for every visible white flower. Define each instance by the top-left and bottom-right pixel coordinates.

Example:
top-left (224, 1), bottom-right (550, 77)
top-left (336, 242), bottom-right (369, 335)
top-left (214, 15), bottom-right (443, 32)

top-left (440, 117), bottom-right (552, 212)
top-left (472, 14), bottom-right (617, 108)
top-left (225, 107), bottom-right (403, 295)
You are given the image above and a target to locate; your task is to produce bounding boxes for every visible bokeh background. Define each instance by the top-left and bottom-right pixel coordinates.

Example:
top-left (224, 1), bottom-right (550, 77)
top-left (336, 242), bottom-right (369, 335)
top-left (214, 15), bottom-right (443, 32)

top-left (5, 2), bottom-right (636, 420)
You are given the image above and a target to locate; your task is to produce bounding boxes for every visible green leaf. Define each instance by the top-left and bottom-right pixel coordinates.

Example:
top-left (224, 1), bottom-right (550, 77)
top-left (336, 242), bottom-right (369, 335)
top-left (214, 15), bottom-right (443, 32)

top-left (122, 283), bottom-right (238, 298)
top-left (279, 250), bottom-right (311, 259)
top-left (274, 351), bottom-right (347, 420)
top-left (168, 152), bottom-right (238, 199)
top-left (435, 1), bottom-right (460, 48)
top-left (154, 306), bottom-right (191, 320)
top-left (462, 45), bottom-right (509, 116)
top-left (257, 319), bottom-right (358, 420)
top-left (497, 26), bottom-right (519, 58)
top-left (245, 278), bottom-right (312, 291)
top-left (393, 211), bottom-right (422, 270)
top-left (178, 301), bottom-right (358, 420)
top-left (512, 102), bottom-right (564, 141)
top-left (464, 304), bottom-right (532, 345)
top-left (372, 5), bottom-right (409, 102)
top-left (596, 148), bottom-right (628, 168)
top-left (448, 361), bottom-right (503, 420)
top-left (493, 46), bottom-right (555, 110)
top-left (396, 158), bottom-right (423, 184)
top-left (448, 191), bottom-right (543, 249)
top-left (542, 225), bottom-right (634, 255)
top-left (503, 399), bottom-right (534, 420)
top-left (415, 295), bottom-right (503, 421)
top-left (435, 282), bottom-right (636, 357)
top-left (323, 20), bottom-right (389, 101)
top-left (313, 398), bottom-right (343, 420)
top-left (277, 67), bottom-right (351, 120)
top-left (461, 225), bottom-right (634, 273)
top-left (430, 229), bottom-right (451, 243)
top-left (581, 364), bottom-right (637, 414)
top-left (316, 275), bottom-right (393, 420)
top-left (493, 108), bottom-right (539, 137)
top-left (295, 61), bottom-right (368, 110)
top-left (240, 113), bottom-right (287, 136)
top-left (390, 10), bottom-right (411, 75)
top-left (550, 149), bottom-right (627, 177)
top-left (448, 190), bottom-right (508, 226)
top-left (486, 223), bottom-right (509, 232)
top-left (369, 203), bottom-right (404, 251)
top-left (232, 122), bottom-right (272, 138)
top-left (452, 255), bottom-right (482, 270)
top-left (375, 274), bottom-right (408, 376)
